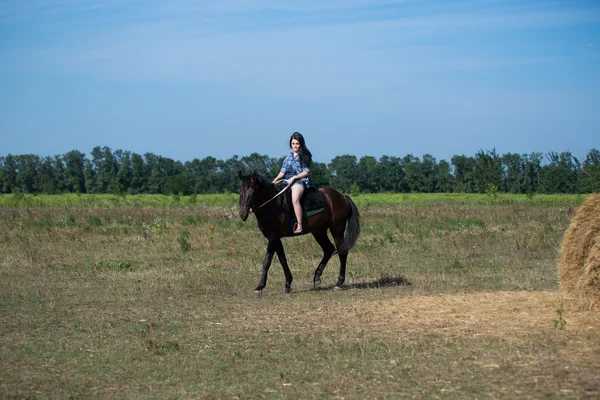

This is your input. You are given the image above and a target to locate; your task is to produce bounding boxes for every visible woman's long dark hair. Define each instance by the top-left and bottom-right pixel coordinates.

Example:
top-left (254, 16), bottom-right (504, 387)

top-left (289, 132), bottom-right (312, 168)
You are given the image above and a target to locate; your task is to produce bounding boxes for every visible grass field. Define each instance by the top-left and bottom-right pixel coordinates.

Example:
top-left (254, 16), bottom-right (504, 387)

top-left (0, 192), bottom-right (588, 208)
top-left (1, 194), bottom-right (599, 399)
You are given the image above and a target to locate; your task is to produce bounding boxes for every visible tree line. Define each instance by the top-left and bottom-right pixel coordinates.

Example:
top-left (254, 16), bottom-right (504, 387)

top-left (1, 146), bottom-right (599, 195)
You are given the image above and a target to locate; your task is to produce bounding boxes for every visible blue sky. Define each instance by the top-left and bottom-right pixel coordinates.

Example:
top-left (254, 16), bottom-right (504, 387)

top-left (1, 0), bottom-right (599, 164)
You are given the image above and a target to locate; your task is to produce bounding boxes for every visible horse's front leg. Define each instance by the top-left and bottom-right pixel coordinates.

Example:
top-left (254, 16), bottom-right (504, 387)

top-left (273, 238), bottom-right (293, 293)
top-left (255, 239), bottom-right (277, 294)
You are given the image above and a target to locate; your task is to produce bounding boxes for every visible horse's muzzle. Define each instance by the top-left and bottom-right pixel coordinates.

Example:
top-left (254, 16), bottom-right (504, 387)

top-left (239, 210), bottom-right (249, 221)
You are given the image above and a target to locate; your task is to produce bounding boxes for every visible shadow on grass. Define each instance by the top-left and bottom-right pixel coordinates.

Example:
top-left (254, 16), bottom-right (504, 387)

top-left (316, 274), bottom-right (411, 291)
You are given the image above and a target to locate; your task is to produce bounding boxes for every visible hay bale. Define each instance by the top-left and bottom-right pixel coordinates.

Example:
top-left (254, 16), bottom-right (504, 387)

top-left (559, 194), bottom-right (600, 308)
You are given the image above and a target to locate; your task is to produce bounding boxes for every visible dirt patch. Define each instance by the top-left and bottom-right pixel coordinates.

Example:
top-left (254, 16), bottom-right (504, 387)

top-left (239, 291), bottom-right (599, 340)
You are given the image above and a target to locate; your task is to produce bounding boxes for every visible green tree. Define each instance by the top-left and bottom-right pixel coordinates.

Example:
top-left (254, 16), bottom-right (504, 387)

top-left (130, 153), bottom-right (147, 194)
top-left (241, 153), bottom-right (277, 177)
top-left (579, 148), bottom-right (600, 193)
top-left (501, 153), bottom-right (524, 193)
top-left (451, 155), bottom-right (476, 193)
top-left (1, 155), bottom-right (18, 193)
top-left (403, 154), bottom-right (431, 193)
top-left (89, 146), bottom-right (118, 193)
top-left (102, 147), bottom-right (119, 193)
top-left (186, 156), bottom-right (220, 194)
top-left (0, 158), bottom-right (5, 193)
top-left (163, 159), bottom-right (188, 195)
top-left (404, 154), bottom-right (441, 193)
top-left (89, 146), bottom-right (103, 193)
top-left (356, 156), bottom-right (379, 193)
top-left (84, 159), bottom-right (96, 193)
top-left (38, 156), bottom-right (60, 194)
top-left (15, 154), bottom-right (40, 193)
top-left (378, 156), bottom-right (405, 192)
top-left (434, 159), bottom-right (452, 192)
top-left (421, 154), bottom-right (438, 192)
top-left (53, 156), bottom-right (67, 192)
top-left (5, 155), bottom-right (18, 192)
top-left (4, 145), bottom-right (597, 195)
top-left (473, 149), bottom-right (503, 193)
top-left (64, 150), bottom-right (86, 193)
top-left (541, 152), bottom-right (581, 193)
top-left (308, 161), bottom-right (330, 188)
top-left (114, 149), bottom-right (132, 194)
top-left (219, 156), bottom-right (245, 193)
top-left (328, 155), bottom-right (357, 193)
top-left (144, 153), bottom-right (164, 194)
top-left (522, 152), bottom-right (543, 194)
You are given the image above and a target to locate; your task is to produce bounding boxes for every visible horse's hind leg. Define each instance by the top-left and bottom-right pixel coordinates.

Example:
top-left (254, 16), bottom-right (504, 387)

top-left (312, 231), bottom-right (335, 289)
top-left (335, 252), bottom-right (348, 289)
top-left (332, 230), bottom-right (348, 289)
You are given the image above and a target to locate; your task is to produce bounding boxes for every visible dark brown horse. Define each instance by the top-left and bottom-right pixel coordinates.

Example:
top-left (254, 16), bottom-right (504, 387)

top-left (239, 171), bottom-right (360, 293)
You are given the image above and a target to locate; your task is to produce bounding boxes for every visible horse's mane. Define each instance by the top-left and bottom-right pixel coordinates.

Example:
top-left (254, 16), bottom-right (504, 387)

top-left (252, 173), bottom-right (274, 189)
top-left (247, 172), bottom-right (292, 212)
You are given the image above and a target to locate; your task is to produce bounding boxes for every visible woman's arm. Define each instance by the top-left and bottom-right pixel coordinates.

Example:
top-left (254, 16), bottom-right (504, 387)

top-left (272, 171), bottom-right (285, 184)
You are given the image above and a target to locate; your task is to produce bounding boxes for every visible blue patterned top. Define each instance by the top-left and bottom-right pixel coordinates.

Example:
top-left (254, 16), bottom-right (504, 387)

top-left (280, 152), bottom-right (310, 187)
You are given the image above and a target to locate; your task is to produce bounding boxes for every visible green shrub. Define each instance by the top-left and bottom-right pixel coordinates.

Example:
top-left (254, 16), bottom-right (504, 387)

top-left (85, 215), bottom-right (103, 227)
top-left (59, 215), bottom-right (76, 228)
top-left (177, 230), bottom-right (191, 252)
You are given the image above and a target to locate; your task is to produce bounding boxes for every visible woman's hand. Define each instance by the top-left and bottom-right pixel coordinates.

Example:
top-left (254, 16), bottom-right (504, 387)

top-left (272, 172), bottom-right (285, 184)
top-left (286, 177), bottom-right (295, 185)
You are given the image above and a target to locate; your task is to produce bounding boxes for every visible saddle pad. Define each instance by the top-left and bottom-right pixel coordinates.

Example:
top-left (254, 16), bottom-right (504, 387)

top-left (301, 187), bottom-right (326, 216)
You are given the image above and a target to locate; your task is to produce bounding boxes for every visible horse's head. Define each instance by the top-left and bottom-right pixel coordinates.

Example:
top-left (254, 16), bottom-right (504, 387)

top-left (238, 171), bottom-right (258, 221)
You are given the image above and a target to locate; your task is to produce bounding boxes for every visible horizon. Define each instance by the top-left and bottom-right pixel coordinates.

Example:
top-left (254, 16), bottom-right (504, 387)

top-left (1, 144), bottom-right (597, 166)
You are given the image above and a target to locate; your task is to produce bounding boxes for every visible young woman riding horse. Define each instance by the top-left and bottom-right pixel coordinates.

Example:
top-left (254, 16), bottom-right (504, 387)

top-left (239, 168), bottom-right (360, 294)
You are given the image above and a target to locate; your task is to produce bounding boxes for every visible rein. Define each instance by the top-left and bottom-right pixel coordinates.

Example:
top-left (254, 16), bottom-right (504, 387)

top-left (253, 180), bottom-right (292, 212)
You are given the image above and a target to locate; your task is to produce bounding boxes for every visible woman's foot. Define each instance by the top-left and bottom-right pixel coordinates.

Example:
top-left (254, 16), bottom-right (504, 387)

top-left (293, 223), bottom-right (303, 234)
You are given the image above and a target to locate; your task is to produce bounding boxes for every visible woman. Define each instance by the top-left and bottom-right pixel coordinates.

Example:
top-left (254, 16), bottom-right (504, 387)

top-left (272, 132), bottom-right (312, 234)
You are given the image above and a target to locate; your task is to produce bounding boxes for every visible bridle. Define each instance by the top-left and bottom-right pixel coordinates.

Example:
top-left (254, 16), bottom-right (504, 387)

top-left (253, 180), bottom-right (292, 212)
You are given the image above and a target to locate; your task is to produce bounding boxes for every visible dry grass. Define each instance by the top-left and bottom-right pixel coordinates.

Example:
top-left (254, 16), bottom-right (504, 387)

top-left (1, 201), bottom-right (599, 399)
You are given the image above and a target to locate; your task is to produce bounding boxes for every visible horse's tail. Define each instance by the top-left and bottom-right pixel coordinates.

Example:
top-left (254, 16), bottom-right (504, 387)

top-left (337, 195), bottom-right (360, 255)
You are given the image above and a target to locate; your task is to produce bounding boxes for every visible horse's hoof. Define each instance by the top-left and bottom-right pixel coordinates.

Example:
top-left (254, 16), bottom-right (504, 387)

top-left (333, 286), bottom-right (342, 291)
top-left (313, 279), bottom-right (321, 290)
top-left (254, 290), bottom-right (263, 296)
top-left (284, 287), bottom-right (292, 294)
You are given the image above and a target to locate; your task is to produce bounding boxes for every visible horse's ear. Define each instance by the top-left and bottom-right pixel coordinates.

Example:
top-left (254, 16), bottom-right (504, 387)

top-left (238, 170), bottom-right (244, 180)
top-left (250, 172), bottom-right (256, 184)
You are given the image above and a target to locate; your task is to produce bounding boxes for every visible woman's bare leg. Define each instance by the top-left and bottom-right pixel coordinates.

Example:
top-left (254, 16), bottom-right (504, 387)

top-left (291, 184), bottom-right (305, 233)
